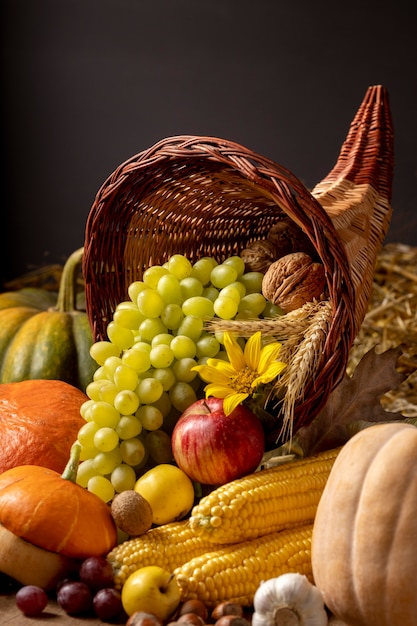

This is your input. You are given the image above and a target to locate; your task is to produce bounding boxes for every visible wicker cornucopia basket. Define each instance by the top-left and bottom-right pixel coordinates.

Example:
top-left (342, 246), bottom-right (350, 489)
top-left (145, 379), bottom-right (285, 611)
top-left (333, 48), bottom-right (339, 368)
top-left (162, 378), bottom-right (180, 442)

top-left (83, 85), bottom-right (393, 441)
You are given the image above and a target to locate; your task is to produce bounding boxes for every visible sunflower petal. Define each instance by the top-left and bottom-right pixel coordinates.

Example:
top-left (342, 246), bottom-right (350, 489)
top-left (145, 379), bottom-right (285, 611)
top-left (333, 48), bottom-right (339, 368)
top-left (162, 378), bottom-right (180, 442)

top-left (224, 333), bottom-right (245, 370)
top-left (204, 383), bottom-right (235, 399)
top-left (257, 342), bottom-right (283, 374)
top-left (243, 331), bottom-right (262, 370)
top-left (252, 361), bottom-right (287, 387)
top-left (223, 392), bottom-right (249, 416)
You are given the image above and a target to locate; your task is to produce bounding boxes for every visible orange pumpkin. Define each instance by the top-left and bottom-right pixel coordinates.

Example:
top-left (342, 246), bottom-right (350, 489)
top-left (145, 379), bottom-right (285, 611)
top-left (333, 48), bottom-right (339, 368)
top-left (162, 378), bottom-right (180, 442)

top-left (0, 443), bottom-right (117, 559)
top-left (0, 379), bottom-right (86, 474)
top-left (312, 422), bottom-right (417, 626)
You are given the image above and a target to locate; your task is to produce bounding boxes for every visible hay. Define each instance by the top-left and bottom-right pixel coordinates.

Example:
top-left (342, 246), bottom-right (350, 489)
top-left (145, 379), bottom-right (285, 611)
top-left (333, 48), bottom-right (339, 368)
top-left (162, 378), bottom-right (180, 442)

top-left (348, 243), bottom-right (417, 416)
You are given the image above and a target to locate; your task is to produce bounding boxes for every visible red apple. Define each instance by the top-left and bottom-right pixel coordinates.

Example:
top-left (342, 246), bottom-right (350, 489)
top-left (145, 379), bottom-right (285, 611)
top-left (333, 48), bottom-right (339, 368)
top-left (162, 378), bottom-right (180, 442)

top-left (171, 397), bottom-right (265, 485)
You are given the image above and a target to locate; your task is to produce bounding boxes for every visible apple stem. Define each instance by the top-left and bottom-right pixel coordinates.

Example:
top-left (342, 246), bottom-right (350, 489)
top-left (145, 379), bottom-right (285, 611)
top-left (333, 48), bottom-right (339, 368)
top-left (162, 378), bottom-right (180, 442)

top-left (161, 572), bottom-right (176, 593)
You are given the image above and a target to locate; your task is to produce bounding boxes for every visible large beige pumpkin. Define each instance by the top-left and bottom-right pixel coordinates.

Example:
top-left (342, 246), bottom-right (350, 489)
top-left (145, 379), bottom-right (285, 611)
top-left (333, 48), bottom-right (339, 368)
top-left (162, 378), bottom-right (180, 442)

top-left (312, 422), bottom-right (417, 626)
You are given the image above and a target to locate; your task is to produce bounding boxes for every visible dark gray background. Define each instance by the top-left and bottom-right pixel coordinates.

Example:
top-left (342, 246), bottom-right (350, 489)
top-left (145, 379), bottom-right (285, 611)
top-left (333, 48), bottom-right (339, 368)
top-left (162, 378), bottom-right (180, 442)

top-left (2, 0), bottom-right (416, 287)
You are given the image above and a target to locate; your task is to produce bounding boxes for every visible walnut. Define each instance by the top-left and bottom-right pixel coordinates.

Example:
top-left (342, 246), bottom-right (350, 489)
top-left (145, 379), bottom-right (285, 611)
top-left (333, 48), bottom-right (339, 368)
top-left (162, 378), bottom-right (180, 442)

top-left (267, 220), bottom-right (317, 259)
top-left (262, 252), bottom-right (326, 312)
top-left (240, 239), bottom-right (278, 273)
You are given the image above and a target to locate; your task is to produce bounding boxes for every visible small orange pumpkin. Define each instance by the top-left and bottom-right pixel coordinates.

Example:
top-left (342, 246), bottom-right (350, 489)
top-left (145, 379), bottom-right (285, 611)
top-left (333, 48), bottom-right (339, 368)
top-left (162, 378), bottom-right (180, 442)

top-left (0, 379), bottom-right (86, 474)
top-left (0, 443), bottom-right (117, 560)
top-left (312, 422), bottom-right (417, 626)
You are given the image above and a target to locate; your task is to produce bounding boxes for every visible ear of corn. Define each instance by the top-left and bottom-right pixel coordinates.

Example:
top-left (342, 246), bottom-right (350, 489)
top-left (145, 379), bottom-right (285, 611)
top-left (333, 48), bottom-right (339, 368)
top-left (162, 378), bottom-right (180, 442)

top-left (107, 520), bottom-right (224, 589)
top-left (189, 447), bottom-right (340, 544)
top-left (174, 523), bottom-right (313, 607)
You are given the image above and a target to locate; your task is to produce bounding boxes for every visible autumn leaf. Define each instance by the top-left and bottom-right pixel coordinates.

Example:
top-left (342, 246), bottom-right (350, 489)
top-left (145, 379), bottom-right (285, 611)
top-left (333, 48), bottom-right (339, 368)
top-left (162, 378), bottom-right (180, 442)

top-left (295, 346), bottom-right (406, 456)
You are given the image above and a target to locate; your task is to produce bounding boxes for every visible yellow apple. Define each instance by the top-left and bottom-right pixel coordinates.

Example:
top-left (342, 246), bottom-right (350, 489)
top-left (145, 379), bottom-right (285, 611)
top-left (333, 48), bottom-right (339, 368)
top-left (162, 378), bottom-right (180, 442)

top-left (134, 464), bottom-right (195, 525)
top-left (121, 565), bottom-right (180, 619)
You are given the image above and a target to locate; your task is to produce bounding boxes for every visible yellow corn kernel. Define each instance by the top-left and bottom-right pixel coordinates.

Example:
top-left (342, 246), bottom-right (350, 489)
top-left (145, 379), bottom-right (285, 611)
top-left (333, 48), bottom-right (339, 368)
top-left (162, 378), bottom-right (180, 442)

top-left (107, 520), bottom-right (223, 589)
top-left (189, 447), bottom-right (340, 544)
top-left (175, 523), bottom-right (313, 607)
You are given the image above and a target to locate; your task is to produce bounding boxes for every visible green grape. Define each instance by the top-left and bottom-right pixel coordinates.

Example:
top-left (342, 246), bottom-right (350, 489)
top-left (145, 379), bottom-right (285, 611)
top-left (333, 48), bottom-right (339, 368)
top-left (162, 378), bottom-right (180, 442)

top-left (136, 377), bottom-right (163, 404)
top-left (113, 390), bottom-right (140, 415)
top-left (180, 276), bottom-right (203, 299)
top-left (116, 415), bottom-right (143, 439)
top-left (87, 475), bottom-right (115, 503)
top-left (138, 317), bottom-right (167, 342)
top-left (113, 305), bottom-right (145, 330)
top-left (143, 265), bottom-right (169, 289)
top-left (176, 315), bottom-right (204, 341)
top-left (151, 333), bottom-right (173, 347)
top-left (239, 271), bottom-right (264, 294)
top-left (223, 255), bottom-right (245, 277)
top-left (92, 366), bottom-right (108, 382)
top-left (79, 445), bottom-right (98, 461)
top-left (136, 405), bottom-right (164, 431)
top-left (238, 292), bottom-right (267, 316)
top-left (170, 335), bottom-right (197, 359)
top-left (120, 437), bottom-right (146, 466)
top-left (76, 458), bottom-right (98, 487)
top-left (85, 381), bottom-right (104, 401)
top-left (156, 273), bottom-right (183, 305)
top-left (152, 391), bottom-right (172, 418)
top-left (77, 421), bottom-right (100, 448)
top-left (106, 321), bottom-right (135, 350)
top-left (111, 463), bottom-right (137, 493)
top-left (80, 399), bottom-right (95, 421)
top-left (160, 303), bottom-right (184, 329)
top-left (93, 448), bottom-right (123, 475)
top-left (151, 367), bottom-right (176, 391)
top-left (195, 335), bottom-right (221, 358)
top-left (90, 341), bottom-right (121, 366)
top-left (103, 356), bottom-right (123, 379)
top-left (131, 340), bottom-right (152, 353)
top-left (149, 344), bottom-right (175, 368)
top-left (122, 347), bottom-right (151, 373)
top-left (169, 381), bottom-right (198, 412)
top-left (228, 280), bottom-right (246, 298)
top-left (210, 263), bottom-right (238, 288)
top-left (90, 402), bottom-right (120, 428)
top-left (167, 254), bottom-right (192, 279)
top-left (182, 296), bottom-right (214, 318)
top-left (99, 382), bottom-right (119, 405)
top-left (94, 427), bottom-right (119, 452)
top-left (263, 301), bottom-right (285, 317)
top-left (213, 295), bottom-right (239, 319)
top-left (191, 257), bottom-right (218, 286)
top-left (219, 285), bottom-right (241, 303)
top-left (127, 280), bottom-right (147, 302)
top-left (202, 286), bottom-right (219, 302)
top-left (172, 357), bottom-right (198, 382)
top-left (146, 430), bottom-right (173, 464)
top-left (113, 364), bottom-right (139, 391)
top-left (137, 288), bottom-right (165, 318)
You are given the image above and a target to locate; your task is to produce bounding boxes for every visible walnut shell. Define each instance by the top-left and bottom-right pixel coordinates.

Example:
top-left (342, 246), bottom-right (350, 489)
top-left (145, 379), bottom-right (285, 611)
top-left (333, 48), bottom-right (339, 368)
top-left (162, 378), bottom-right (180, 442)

top-left (267, 220), bottom-right (317, 259)
top-left (262, 252), bottom-right (326, 312)
top-left (240, 239), bottom-right (277, 273)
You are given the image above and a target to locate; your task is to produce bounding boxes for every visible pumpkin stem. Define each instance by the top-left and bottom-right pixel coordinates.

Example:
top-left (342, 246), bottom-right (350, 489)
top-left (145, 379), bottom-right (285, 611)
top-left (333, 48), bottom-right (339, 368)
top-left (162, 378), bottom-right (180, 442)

top-left (62, 442), bottom-right (82, 482)
top-left (54, 247), bottom-right (84, 314)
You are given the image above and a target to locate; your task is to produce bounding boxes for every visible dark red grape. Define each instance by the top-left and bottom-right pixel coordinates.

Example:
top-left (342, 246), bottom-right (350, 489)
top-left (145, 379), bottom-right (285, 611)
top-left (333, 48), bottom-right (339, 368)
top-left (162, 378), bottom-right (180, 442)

top-left (93, 587), bottom-right (124, 621)
top-left (15, 585), bottom-right (48, 616)
top-left (57, 581), bottom-right (93, 615)
top-left (79, 555), bottom-right (114, 591)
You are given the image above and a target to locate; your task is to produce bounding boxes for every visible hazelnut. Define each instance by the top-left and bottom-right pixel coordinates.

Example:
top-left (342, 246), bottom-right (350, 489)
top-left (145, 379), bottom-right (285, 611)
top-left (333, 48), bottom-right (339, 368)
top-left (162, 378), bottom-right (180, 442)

top-left (262, 252), bottom-right (326, 312)
top-left (126, 612), bottom-right (164, 626)
top-left (179, 599), bottom-right (209, 622)
top-left (211, 602), bottom-right (244, 620)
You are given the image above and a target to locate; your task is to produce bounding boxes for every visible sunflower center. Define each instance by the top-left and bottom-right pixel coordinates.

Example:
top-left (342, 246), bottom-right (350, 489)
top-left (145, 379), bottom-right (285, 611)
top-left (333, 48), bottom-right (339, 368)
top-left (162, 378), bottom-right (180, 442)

top-left (231, 367), bottom-right (259, 394)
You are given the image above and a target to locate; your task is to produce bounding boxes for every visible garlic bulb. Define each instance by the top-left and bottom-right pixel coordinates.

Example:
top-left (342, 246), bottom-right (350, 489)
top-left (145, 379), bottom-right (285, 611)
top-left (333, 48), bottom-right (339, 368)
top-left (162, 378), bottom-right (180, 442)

top-left (252, 573), bottom-right (328, 626)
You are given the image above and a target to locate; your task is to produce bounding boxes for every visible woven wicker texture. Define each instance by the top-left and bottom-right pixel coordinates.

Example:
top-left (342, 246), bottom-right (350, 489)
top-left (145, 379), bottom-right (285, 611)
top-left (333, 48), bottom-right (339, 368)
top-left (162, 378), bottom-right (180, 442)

top-left (83, 85), bottom-right (393, 437)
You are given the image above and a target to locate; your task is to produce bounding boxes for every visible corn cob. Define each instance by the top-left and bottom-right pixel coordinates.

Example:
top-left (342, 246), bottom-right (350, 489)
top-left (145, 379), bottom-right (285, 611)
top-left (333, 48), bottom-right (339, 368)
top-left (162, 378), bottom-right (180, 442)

top-left (174, 523), bottom-right (313, 607)
top-left (107, 520), bottom-right (224, 589)
top-left (189, 447), bottom-right (340, 544)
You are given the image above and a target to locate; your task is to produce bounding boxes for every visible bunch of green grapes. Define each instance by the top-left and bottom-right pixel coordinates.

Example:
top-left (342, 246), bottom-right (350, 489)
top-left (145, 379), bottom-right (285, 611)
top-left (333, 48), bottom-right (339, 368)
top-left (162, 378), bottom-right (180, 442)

top-left (75, 253), bottom-right (281, 502)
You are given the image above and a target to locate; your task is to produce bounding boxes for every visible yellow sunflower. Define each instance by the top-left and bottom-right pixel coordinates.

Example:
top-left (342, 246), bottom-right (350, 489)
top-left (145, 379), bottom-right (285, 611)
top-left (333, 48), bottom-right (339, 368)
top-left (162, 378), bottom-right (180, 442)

top-left (193, 331), bottom-right (286, 416)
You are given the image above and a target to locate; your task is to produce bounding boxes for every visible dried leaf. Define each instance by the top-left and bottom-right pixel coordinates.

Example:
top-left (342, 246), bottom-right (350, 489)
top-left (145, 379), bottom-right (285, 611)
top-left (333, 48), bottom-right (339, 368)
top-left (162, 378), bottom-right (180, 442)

top-left (295, 346), bottom-right (405, 456)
